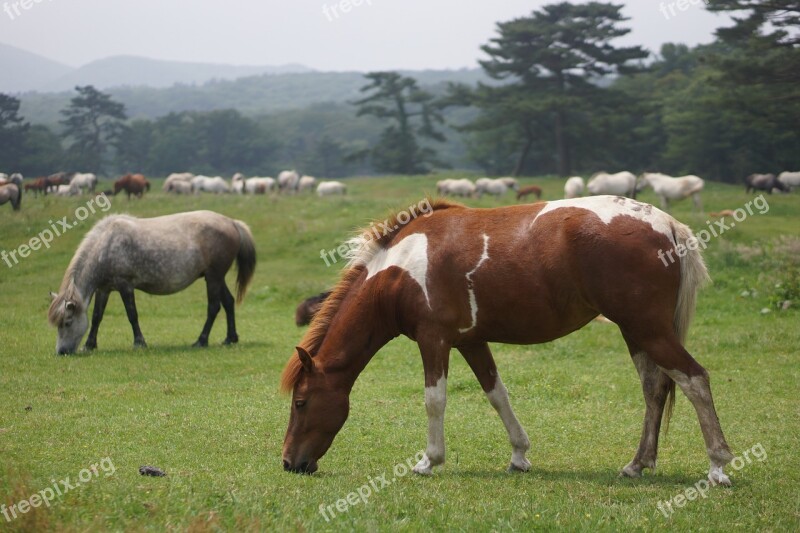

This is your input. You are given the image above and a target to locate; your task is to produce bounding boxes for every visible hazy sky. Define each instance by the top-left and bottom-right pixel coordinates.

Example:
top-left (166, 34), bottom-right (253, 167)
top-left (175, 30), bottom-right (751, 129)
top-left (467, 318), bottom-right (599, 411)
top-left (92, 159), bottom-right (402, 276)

top-left (1, 0), bottom-right (731, 69)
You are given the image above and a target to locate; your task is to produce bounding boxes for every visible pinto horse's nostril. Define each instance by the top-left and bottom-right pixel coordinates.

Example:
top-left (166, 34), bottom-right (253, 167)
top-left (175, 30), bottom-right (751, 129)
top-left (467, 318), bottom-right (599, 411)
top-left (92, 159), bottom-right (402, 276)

top-left (298, 461), bottom-right (309, 473)
top-left (283, 460), bottom-right (291, 471)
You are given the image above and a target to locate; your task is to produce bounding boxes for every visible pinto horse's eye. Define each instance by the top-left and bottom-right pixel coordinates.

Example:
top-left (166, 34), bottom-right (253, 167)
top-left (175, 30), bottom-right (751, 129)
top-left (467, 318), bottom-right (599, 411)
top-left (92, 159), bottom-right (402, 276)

top-left (64, 320), bottom-right (72, 327)
top-left (294, 400), bottom-right (306, 409)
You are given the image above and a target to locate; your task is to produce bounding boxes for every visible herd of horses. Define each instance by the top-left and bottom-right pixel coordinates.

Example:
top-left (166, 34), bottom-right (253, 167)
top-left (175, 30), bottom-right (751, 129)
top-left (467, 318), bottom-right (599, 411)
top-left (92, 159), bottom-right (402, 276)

top-left (9, 161), bottom-right (796, 485)
top-left (436, 170), bottom-right (799, 212)
top-left (163, 171), bottom-right (347, 196)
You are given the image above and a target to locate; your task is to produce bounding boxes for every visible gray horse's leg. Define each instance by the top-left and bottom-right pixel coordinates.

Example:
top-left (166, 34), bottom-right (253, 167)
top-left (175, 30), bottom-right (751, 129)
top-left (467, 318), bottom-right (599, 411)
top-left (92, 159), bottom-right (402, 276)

top-left (193, 275), bottom-right (223, 347)
top-left (84, 289), bottom-right (110, 351)
top-left (220, 283), bottom-right (238, 345)
top-left (119, 286), bottom-right (147, 348)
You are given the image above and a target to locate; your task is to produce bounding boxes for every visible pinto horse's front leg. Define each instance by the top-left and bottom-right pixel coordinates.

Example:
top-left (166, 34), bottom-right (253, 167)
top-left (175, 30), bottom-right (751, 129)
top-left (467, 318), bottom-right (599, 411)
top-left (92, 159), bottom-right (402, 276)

top-left (413, 339), bottom-right (450, 475)
top-left (459, 343), bottom-right (531, 472)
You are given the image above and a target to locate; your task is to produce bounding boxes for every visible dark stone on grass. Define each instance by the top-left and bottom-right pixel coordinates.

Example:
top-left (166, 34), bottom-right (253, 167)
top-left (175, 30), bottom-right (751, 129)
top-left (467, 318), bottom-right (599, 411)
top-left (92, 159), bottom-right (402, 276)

top-left (139, 465), bottom-right (166, 477)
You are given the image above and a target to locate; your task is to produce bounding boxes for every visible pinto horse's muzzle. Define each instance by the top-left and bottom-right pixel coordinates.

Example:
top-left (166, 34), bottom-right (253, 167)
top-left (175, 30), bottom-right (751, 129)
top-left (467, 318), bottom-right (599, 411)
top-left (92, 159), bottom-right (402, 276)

top-left (282, 458), bottom-right (318, 474)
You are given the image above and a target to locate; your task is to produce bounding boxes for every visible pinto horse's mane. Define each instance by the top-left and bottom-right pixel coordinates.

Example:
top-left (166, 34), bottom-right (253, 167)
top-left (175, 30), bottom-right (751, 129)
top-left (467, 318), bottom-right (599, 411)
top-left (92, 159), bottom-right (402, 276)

top-left (279, 198), bottom-right (463, 393)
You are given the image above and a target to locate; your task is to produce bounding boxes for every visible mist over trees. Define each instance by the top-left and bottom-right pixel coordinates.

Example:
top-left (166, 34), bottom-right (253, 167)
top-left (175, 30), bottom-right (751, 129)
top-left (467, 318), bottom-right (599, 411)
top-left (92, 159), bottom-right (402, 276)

top-left (2, 1), bottom-right (798, 181)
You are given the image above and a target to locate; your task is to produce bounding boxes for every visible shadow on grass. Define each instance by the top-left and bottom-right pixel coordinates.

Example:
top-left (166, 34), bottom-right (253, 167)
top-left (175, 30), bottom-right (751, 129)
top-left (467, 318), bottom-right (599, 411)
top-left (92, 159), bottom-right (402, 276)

top-left (50, 341), bottom-right (277, 358)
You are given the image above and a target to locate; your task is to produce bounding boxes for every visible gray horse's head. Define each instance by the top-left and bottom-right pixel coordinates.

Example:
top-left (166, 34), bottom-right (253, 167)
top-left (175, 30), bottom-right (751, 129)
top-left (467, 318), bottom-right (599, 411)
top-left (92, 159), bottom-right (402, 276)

top-left (48, 289), bottom-right (89, 355)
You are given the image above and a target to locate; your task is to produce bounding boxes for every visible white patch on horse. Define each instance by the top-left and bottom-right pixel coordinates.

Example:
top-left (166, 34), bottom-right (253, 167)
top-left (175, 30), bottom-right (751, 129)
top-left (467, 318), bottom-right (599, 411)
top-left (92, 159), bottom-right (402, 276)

top-left (364, 233), bottom-right (430, 305)
top-left (530, 196), bottom-right (675, 242)
top-left (487, 377), bottom-right (531, 471)
top-left (459, 234), bottom-right (490, 333)
top-left (413, 376), bottom-right (447, 475)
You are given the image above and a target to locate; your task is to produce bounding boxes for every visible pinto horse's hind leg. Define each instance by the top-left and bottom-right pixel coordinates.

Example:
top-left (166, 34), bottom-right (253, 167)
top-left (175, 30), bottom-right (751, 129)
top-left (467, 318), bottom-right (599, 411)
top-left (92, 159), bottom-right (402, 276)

top-left (119, 286), bottom-right (147, 348)
top-left (84, 289), bottom-right (110, 351)
top-left (194, 274), bottom-right (224, 347)
top-left (459, 343), bottom-right (531, 472)
top-left (621, 352), bottom-right (672, 478)
top-left (220, 283), bottom-right (238, 345)
top-left (629, 334), bottom-right (734, 485)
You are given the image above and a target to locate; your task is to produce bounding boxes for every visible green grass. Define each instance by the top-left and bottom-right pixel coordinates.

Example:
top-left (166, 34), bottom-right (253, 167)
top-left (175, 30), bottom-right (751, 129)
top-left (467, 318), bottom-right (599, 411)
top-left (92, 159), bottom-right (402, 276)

top-left (1, 177), bottom-right (798, 532)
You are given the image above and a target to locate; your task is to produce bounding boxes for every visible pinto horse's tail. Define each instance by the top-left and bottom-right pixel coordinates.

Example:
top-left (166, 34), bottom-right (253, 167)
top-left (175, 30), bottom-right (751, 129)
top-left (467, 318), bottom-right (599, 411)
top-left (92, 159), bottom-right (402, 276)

top-left (233, 220), bottom-right (257, 304)
top-left (664, 221), bottom-right (711, 431)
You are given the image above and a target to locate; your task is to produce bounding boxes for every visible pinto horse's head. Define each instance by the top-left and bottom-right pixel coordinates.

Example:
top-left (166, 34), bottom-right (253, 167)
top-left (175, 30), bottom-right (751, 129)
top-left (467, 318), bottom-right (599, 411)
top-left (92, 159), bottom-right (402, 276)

top-left (281, 346), bottom-right (349, 474)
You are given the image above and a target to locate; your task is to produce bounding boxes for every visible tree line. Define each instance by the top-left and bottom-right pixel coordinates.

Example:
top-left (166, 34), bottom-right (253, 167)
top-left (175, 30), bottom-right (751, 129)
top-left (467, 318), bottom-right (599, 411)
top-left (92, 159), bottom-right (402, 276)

top-left (1, 0), bottom-right (797, 182)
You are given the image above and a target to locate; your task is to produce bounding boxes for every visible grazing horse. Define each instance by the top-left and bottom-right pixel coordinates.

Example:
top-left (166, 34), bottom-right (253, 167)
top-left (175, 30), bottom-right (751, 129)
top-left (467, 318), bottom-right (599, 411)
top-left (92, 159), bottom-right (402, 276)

top-left (191, 175), bottom-right (230, 194)
top-left (163, 172), bottom-right (194, 192)
top-left (298, 175), bottom-right (317, 193)
top-left (114, 174), bottom-right (150, 199)
top-left (437, 178), bottom-right (475, 197)
top-left (280, 197), bottom-right (734, 486)
top-left (69, 173), bottom-right (98, 194)
top-left (48, 211), bottom-right (256, 354)
top-left (295, 291), bottom-right (332, 326)
top-left (316, 181), bottom-right (347, 196)
top-left (0, 184), bottom-right (21, 211)
top-left (745, 173), bottom-right (786, 194)
top-left (47, 172), bottom-right (71, 193)
top-left (778, 171), bottom-right (800, 192)
top-left (638, 173), bottom-right (704, 212)
top-left (564, 176), bottom-right (585, 199)
top-left (25, 177), bottom-right (50, 197)
top-left (278, 170), bottom-right (300, 192)
top-left (587, 171), bottom-right (637, 198)
top-left (516, 185), bottom-right (542, 201)
top-left (476, 178), bottom-right (509, 198)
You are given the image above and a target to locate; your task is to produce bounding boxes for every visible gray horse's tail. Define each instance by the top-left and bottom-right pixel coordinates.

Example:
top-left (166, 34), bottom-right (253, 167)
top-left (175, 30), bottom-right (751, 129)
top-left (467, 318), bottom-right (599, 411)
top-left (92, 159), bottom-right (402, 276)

top-left (233, 220), bottom-right (256, 304)
top-left (12, 184), bottom-right (21, 211)
top-left (663, 221), bottom-right (711, 432)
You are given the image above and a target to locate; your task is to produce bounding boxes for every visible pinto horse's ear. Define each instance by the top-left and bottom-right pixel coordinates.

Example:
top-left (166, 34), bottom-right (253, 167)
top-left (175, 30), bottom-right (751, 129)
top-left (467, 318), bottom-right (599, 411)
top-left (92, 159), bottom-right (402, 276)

top-left (49, 292), bottom-right (57, 301)
top-left (296, 346), bottom-right (315, 372)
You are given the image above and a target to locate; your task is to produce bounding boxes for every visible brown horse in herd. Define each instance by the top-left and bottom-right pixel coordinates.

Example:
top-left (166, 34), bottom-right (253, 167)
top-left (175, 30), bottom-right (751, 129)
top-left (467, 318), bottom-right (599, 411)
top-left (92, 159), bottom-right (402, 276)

top-left (516, 185), bottom-right (542, 201)
top-left (114, 174), bottom-right (150, 199)
top-left (280, 196), bottom-right (734, 485)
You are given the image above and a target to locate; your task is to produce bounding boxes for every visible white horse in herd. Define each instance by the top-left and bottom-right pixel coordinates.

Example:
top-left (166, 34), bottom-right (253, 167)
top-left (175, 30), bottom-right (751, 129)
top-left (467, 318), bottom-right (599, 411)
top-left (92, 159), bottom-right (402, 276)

top-left (316, 181), bottom-right (346, 196)
top-left (298, 175), bottom-right (317, 193)
top-left (278, 170), bottom-right (300, 192)
top-left (69, 173), bottom-right (98, 194)
top-left (638, 172), bottom-right (704, 211)
top-left (475, 178), bottom-right (511, 197)
top-left (586, 171), bottom-right (637, 197)
top-left (778, 171), bottom-right (800, 191)
top-left (191, 175), bottom-right (230, 194)
top-left (232, 173), bottom-right (276, 194)
top-left (437, 178), bottom-right (476, 197)
top-left (564, 176), bottom-right (585, 199)
top-left (163, 172), bottom-right (194, 192)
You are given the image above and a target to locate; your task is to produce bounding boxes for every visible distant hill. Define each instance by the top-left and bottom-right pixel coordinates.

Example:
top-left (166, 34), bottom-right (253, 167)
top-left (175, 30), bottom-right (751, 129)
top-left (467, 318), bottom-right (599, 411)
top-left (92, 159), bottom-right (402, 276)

top-left (19, 69), bottom-right (489, 125)
top-left (0, 43), bottom-right (74, 93)
top-left (42, 55), bottom-right (312, 92)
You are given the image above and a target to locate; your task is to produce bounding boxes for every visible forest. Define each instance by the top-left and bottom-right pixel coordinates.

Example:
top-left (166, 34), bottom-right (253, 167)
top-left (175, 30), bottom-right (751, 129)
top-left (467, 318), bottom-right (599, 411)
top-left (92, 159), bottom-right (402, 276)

top-left (1, 0), bottom-right (798, 182)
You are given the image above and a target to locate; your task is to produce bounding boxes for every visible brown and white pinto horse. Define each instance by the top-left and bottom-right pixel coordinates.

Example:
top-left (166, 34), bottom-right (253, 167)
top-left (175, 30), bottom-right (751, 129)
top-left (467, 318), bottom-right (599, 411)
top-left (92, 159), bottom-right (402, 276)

top-left (280, 197), bottom-right (734, 484)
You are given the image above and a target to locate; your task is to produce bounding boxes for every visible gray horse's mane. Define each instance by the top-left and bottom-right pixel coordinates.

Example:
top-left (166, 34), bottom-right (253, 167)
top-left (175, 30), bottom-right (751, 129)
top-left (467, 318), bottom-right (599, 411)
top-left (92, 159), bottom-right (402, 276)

top-left (47, 214), bottom-right (132, 326)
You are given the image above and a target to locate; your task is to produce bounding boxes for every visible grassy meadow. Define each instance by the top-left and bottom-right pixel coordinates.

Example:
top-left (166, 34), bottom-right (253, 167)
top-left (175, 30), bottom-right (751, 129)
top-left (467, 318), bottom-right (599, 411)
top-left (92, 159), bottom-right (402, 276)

top-left (0, 176), bottom-right (798, 531)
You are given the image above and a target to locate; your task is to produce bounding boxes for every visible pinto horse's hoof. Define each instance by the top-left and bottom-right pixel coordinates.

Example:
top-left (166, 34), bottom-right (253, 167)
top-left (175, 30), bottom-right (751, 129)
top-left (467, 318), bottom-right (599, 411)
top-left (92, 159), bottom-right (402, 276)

top-left (222, 336), bottom-right (238, 345)
top-left (192, 339), bottom-right (208, 348)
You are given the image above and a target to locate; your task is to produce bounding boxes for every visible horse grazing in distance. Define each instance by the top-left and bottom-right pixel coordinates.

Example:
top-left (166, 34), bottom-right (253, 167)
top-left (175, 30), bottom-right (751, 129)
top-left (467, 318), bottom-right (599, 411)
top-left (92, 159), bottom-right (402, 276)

top-left (280, 197), bottom-right (734, 487)
top-left (778, 171), bottom-right (800, 191)
top-left (0, 184), bottom-right (21, 210)
top-left (47, 172), bottom-right (71, 193)
top-left (48, 211), bottom-right (257, 354)
top-left (295, 291), bottom-right (332, 326)
top-left (69, 173), bottom-right (98, 194)
top-left (316, 181), bottom-right (347, 196)
top-left (516, 185), bottom-right (542, 201)
top-left (25, 177), bottom-right (50, 197)
top-left (745, 173), bottom-right (786, 194)
top-left (114, 174), bottom-right (150, 199)
top-left (637, 173), bottom-right (704, 212)
top-left (587, 171), bottom-right (637, 198)
top-left (564, 176), bottom-right (585, 199)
